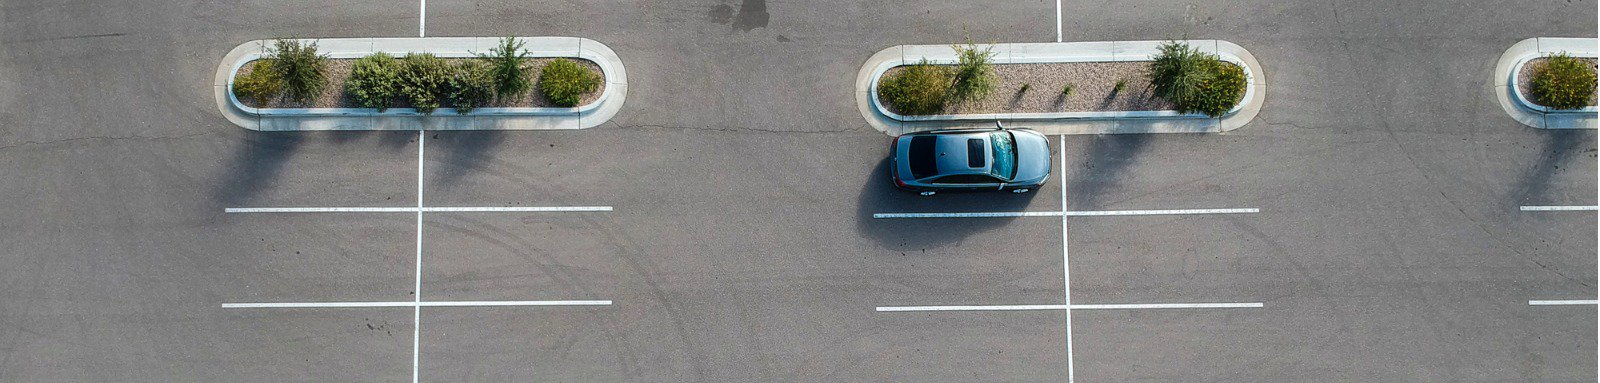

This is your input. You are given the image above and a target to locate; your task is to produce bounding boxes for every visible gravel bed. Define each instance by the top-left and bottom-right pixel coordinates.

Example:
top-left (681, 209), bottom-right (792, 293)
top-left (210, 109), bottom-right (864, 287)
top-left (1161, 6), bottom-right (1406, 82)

top-left (1516, 57), bottom-right (1598, 108)
top-left (235, 57), bottom-right (605, 110)
top-left (879, 61), bottom-right (1182, 115)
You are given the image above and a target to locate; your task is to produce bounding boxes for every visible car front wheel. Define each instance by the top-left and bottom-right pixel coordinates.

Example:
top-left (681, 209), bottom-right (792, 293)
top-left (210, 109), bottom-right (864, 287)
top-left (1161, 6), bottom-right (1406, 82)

top-left (1010, 188), bottom-right (1032, 194)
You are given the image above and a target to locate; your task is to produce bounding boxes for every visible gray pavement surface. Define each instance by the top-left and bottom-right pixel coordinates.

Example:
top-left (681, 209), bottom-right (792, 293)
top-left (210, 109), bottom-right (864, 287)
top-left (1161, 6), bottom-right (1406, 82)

top-left (0, 0), bottom-right (1595, 381)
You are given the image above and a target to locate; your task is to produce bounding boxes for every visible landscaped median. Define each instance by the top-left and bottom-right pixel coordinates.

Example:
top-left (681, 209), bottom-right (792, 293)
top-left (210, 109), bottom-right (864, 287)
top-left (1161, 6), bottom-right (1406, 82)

top-left (855, 40), bottom-right (1264, 136)
top-left (1494, 37), bottom-right (1598, 129)
top-left (213, 37), bottom-right (627, 131)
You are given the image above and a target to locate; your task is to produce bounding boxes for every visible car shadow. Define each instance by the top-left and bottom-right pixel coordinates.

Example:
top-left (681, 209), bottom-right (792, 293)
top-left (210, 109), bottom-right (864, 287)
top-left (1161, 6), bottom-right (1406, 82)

top-left (1510, 130), bottom-right (1592, 204)
top-left (854, 157), bottom-right (1042, 251)
top-left (1067, 134), bottom-right (1149, 208)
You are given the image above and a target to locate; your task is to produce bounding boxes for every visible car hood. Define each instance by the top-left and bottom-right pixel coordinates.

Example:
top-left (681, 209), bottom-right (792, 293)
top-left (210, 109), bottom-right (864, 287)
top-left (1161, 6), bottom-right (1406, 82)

top-left (1010, 130), bottom-right (1051, 184)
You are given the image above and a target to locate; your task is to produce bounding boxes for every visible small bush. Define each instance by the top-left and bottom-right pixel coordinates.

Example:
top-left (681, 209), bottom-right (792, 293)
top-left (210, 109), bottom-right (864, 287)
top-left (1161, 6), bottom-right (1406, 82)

top-left (448, 61), bottom-right (495, 114)
top-left (234, 60), bottom-right (282, 105)
top-left (949, 38), bottom-right (997, 103)
top-left (268, 39), bottom-right (328, 103)
top-left (1187, 62), bottom-right (1248, 117)
top-left (400, 53), bottom-right (453, 114)
top-left (1112, 79), bottom-right (1127, 94)
top-left (1149, 41), bottom-right (1247, 117)
top-left (1019, 83), bottom-right (1031, 93)
top-left (1149, 41), bottom-right (1213, 104)
top-left (878, 61), bottom-right (952, 115)
top-left (1061, 83), bottom-right (1074, 97)
top-left (346, 53), bottom-right (402, 111)
top-left (539, 58), bottom-right (602, 107)
top-left (1531, 53), bottom-right (1597, 110)
top-left (479, 37), bottom-right (532, 100)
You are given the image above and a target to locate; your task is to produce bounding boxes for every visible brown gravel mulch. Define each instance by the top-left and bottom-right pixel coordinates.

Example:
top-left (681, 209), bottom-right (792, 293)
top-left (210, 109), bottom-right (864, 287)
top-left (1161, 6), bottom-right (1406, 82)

top-left (235, 57), bottom-right (606, 110)
top-left (879, 61), bottom-right (1180, 115)
top-left (1515, 57), bottom-right (1598, 108)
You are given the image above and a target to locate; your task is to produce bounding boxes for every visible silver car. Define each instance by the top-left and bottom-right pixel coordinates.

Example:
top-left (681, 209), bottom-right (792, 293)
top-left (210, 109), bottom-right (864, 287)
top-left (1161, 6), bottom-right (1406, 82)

top-left (889, 125), bottom-right (1051, 195)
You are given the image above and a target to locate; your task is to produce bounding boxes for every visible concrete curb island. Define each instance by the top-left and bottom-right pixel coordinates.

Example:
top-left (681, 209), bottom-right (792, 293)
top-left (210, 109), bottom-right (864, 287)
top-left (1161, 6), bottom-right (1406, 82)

top-left (1493, 37), bottom-right (1597, 130)
top-left (213, 37), bottom-right (628, 131)
top-left (854, 40), bottom-right (1265, 136)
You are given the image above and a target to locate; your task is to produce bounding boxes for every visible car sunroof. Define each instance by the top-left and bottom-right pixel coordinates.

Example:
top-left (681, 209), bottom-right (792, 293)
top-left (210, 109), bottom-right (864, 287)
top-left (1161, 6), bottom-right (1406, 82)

top-left (966, 138), bottom-right (985, 168)
top-left (908, 136), bottom-right (937, 179)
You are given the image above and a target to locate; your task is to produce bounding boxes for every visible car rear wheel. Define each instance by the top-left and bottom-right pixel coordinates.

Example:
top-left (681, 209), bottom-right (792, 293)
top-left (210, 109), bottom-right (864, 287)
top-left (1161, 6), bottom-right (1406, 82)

top-left (919, 191), bottom-right (936, 196)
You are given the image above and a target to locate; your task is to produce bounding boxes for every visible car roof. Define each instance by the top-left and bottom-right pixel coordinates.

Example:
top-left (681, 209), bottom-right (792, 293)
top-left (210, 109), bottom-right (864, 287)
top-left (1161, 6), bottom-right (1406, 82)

top-left (905, 130), bottom-right (997, 179)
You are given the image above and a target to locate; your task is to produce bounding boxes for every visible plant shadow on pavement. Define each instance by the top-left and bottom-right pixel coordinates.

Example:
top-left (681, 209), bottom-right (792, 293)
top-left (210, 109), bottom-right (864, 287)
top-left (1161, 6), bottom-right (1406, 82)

top-left (1067, 134), bottom-right (1149, 208)
top-left (1510, 130), bottom-right (1593, 205)
top-left (428, 130), bottom-right (505, 190)
top-left (854, 157), bottom-right (1042, 251)
top-left (212, 130), bottom-right (425, 206)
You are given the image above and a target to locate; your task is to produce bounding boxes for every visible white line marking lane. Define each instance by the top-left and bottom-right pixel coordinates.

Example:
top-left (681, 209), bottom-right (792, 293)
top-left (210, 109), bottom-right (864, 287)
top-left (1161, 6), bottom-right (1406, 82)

top-left (873, 208), bottom-right (1258, 219)
top-left (1520, 205), bottom-right (1600, 211)
top-left (226, 206), bottom-right (614, 213)
top-left (222, 300), bottom-right (615, 309)
top-left (876, 302), bottom-right (1265, 312)
top-left (1058, 134), bottom-right (1074, 383)
top-left (1528, 300), bottom-right (1599, 305)
top-left (413, 130), bottom-right (424, 383)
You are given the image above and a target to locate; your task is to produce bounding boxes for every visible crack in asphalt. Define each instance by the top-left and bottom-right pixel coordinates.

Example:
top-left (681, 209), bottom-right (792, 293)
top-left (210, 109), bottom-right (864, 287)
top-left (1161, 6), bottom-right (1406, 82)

top-left (0, 132), bottom-right (211, 151)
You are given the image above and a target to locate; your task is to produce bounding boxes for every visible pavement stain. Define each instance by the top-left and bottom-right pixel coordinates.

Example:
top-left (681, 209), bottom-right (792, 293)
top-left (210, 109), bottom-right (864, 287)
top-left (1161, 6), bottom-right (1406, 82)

top-left (707, 0), bottom-right (768, 32)
top-left (363, 318), bottom-right (392, 336)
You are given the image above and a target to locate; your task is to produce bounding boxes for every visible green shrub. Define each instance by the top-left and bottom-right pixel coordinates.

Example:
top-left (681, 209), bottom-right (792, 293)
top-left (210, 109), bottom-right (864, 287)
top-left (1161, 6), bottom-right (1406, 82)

top-left (448, 61), bottom-right (495, 114)
top-left (1149, 41), bottom-right (1247, 117)
top-left (479, 37), bottom-right (533, 100)
top-left (234, 60), bottom-right (282, 105)
top-left (1149, 41), bottom-right (1211, 104)
top-left (877, 61), bottom-right (951, 115)
top-left (1113, 79), bottom-right (1127, 94)
top-left (1019, 83), bottom-right (1031, 93)
top-left (1061, 83), bottom-right (1074, 97)
top-left (1188, 62), bottom-right (1248, 117)
top-left (400, 53), bottom-right (453, 114)
top-left (1531, 53), bottom-right (1597, 110)
top-left (345, 53), bottom-right (402, 111)
top-left (949, 39), bottom-right (997, 102)
top-left (539, 58), bottom-right (602, 107)
top-left (267, 39), bottom-right (328, 103)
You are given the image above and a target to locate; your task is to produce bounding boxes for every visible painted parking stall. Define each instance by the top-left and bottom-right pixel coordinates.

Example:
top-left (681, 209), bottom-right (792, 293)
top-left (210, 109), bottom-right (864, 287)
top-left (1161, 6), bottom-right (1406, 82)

top-left (871, 135), bottom-right (1267, 383)
top-left (221, 131), bottom-right (615, 383)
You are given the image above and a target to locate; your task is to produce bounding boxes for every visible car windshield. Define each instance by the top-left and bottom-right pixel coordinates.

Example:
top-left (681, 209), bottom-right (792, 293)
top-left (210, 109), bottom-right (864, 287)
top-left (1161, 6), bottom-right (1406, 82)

top-left (988, 131), bottom-right (1017, 180)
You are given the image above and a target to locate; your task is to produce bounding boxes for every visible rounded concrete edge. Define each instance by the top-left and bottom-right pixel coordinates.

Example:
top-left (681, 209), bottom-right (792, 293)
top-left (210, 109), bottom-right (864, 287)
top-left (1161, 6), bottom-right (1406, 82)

top-left (214, 40), bottom-right (264, 130)
top-left (1216, 39), bottom-right (1265, 133)
top-left (853, 40), bottom-right (1265, 136)
top-left (1494, 37), bottom-right (1599, 130)
top-left (856, 45), bottom-right (905, 135)
top-left (579, 37), bottom-right (627, 129)
top-left (214, 37), bottom-right (627, 131)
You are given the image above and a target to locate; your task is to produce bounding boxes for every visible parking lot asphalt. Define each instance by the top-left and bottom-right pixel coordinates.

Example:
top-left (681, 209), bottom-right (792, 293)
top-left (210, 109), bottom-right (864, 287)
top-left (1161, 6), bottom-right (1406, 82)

top-left (0, 0), bottom-right (1595, 381)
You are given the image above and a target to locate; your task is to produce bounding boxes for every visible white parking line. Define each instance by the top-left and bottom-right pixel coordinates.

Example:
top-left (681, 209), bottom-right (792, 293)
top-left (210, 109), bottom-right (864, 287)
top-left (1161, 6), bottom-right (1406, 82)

top-left (225, 206), bottom-right (614, 213)
top-left (1058, 135), bottom-right (1074, 383)
top-left (1067, 208), bottom-right (1258, 216)
top-left (418, 0), bottom-right (426, 37)
top-left (1054, 0), bottom-right (1062, 42)
top-left (413, 131), bottom-right (424, 383)
top-left (1520, 205), bottom-right (1600, 211)
top-left (876, 302), bottom-right (1265, 312)
top-left (1528, 299), bottom-right (1599, 306)
top-left (222, 300), bottom-right (615, 309)
top-left (872, 208), bottom-right (1258, 219)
